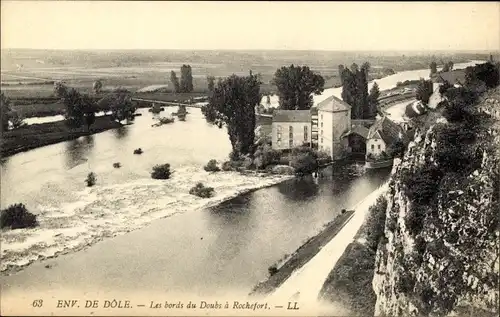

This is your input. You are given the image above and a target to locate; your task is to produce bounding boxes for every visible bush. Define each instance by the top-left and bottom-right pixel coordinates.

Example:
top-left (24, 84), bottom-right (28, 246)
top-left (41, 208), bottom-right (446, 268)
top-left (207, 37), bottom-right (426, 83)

top-left (387, 140), bottom-right (406, 158)
top-left (189, 182), bottom-right (215, 198)
top-left (271, 165), bottom-right (295, 175)
top-left (268, 264), bottom-right (278, 276)
top-left (221, 161), bottom-right (233, 171)
top-left (158, 117), bottom-right (175, 124)
top-left (242, 156), bottom-right (254, 170)
top-left (86, 172), bottom-right (96, 187)
top-left (253, 143), bottom-right (280, 169)
top-left (151, 164), bottom-right (172, 180)
top-left (363, 196), bottom-right (388, 252)
top-left (113, 162), bottom-right (121, 168)
top-left (0, 203), bottom-right (39, 229)
top-left (402, 165), bottom-right (443, 206)
top-left (204, 159), bottom-right (221, 172)
top-left (290, 147), bottom-right (318, 175)
top-left (133, 148), bottom-right (143, 155)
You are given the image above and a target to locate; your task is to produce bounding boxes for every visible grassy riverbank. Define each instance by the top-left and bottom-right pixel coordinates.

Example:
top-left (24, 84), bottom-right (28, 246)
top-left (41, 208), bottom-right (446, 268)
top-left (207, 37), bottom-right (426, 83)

top-left (249, 209), bottom-right (356, 297)
top-left (318, 192), bottom-right (388, 316)
top-left (0, 116), bottom-right (123, 157)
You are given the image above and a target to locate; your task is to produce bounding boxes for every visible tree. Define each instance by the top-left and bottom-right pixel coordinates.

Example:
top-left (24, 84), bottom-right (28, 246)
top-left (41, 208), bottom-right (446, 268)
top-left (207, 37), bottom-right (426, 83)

top-left (180, 65), bottom-right (194, 93)
top-left (54, 81), bottom-right (68, 98)
top-left (207, 76), bottom-right (215, 92)
top-left (201, 72), bottom-right (261, 157)
top-left (441, 63), bottom-right (450, 73)
top-left (429, 61), bottom-right (438, 75)
top-left (368, 82), bottom-right (380, 118)
top-left (170, 71), bottom-right (180, 93)
top-left (266, 95), bottom-right (271, 106)
top-left (62, 88), bottom-right (86, 128)
top-left (416, 78), bottom-right (434, 105)
top-left (109, 88), bottom-right (136, 123)
top-left (9, 111), bottom-right (26, 129)
top-left (339, 62), bottom-right (370, 119)
top-left (93, 80), bottom-right (103, 94)
top-left (1, 93), bottom-right (12, 132)
top-left (273, 64), bottom-right (325, 110)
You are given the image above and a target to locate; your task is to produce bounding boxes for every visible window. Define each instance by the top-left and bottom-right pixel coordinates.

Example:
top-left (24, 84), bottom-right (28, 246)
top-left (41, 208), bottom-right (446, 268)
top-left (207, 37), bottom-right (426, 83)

top-left (371, 144), bottom-right (375, 150)
top-left (321, 122), bottom-right (323, 128)
top-left (321, 114), bottom-right (323, 120)
top-left (321, 138), bottom-right (323, 144)
top-left (289, 126), bottom-right (293, 148)
top-left (378, 145), bottom-right (381, 150)
top-left (277, 125), bottom-right (282, 142)
top-left (321, 129), bottom-right (323, 136)
top-left (304, 126), bottom-right (308, 142)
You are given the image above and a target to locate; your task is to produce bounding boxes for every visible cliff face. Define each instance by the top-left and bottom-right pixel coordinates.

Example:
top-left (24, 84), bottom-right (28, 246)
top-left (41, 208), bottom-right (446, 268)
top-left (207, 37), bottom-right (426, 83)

top-left (372, 89), bottom-right (500, 317)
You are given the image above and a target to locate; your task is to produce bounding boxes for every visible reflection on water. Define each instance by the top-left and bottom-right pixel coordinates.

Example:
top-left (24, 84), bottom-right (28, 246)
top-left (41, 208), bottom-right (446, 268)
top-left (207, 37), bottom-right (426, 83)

top-left (277, 177), bottom-right (320, 201)
top-left (113, 126), bottom-right (129, 140)
top-left (64, 135), bottom-right (95, 169)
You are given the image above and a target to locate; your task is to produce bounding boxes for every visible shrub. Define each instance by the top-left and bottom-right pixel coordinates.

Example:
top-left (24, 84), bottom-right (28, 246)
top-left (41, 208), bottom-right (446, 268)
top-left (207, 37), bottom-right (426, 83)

top-left (387, 140), bottom-right (406, 158)
top-left (289, 147), bottom-right (318, 175)
top-left (133, 148), bottom-right (143, 155)
top-left (113, 162), bottom-right (121, 168)
top-left (204, 159), bottom-right (220, 172)
top-left (221, 161), bottom-right (233, 171)
top-left (0, 203), bottom-right (38, 229)
top-left (86, 172), bottom-right (96, 187)
top-left (402, 165), bottom-right (443, 206)
top-left (158, 117), bottom-right (175, 124)
top-left (242, 156), bottom-right (254, 170)
top-left (271, 165), bottom-right (295, 175)
top-left (268, 264), bottom-right (278, 276)
top-left (253, 143), bottom-right (280, 169)
top-left (363, 196), bottom-right (388, 252)
top-left (151, 164), bottom-right (172, 180)
top-left (189, 182), bottom-right (215, 198)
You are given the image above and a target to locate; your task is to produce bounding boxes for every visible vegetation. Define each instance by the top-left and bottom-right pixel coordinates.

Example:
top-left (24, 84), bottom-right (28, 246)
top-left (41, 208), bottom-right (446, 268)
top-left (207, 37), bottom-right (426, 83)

top-left (368, 82), bottom-right (380, 117)
top-left (180, 64), bottom-right (194, 93)
top-left (204, 159), bottom-right (221, 172)
top-left (253, 141), bottom-right (281, 170)
top-left (0, 203), bottom-right (39, 230)
top-left (339, 62), bottom-right (373, 119)
top-left (268, 264), bottom-right (278, 276)
top-left (151, 164), bottom-right (172, 180)
top-left (289, 146), bottom-right (319, 176)
top-left (93, 79), bottom-right (103, 94)
top-left (207, 75), bottom-right (215, 92)
top-left (273, 64), bottom-right (325, 110)
top-left (429, 61), bottom-right (438, 76)
top-left (108, 88), bottom-right (136, 123)
top-left (318, 194), bottom-right (388, 316)
top-left (189, 182), bottom-right (215, 198)
top-left (416, 78), bottom-right (434, 105)
top-left (202, 72), bottom-right (261, 157)
top-left (133, 148), bottom-right (143, 154)
top-left (1, 93), bottom-right (26, 131)
top-left (113, 162), bottom-right (121, 168)
top-left (158, 117), bottom-right (175, 125)
top-left (170, 71), bottom-right (180, 93)
top-left (387, 139), bottom-right (407, 158)
top-left (85, 172), bottom-right (96, 187)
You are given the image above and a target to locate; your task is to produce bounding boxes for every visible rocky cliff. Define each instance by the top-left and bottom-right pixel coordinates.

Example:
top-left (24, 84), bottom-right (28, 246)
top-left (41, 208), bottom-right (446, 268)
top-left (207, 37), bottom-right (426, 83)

top-left (372, 87), bottom-right (500, 317)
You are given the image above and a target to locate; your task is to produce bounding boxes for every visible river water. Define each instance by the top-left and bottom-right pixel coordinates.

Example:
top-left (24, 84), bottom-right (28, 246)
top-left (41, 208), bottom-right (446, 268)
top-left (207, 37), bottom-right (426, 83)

top-left (0, 60), bottom-right (482, 298)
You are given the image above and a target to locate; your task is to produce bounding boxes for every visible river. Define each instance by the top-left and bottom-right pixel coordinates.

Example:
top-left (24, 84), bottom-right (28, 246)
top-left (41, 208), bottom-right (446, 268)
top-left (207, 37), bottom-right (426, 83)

top-left (0, 60), bottom-right (483, 299)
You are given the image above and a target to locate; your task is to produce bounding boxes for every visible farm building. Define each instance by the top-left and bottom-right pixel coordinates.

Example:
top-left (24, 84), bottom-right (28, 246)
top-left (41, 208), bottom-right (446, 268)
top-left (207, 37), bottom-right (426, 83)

top-left (365, 116), bottom-right (408, 159)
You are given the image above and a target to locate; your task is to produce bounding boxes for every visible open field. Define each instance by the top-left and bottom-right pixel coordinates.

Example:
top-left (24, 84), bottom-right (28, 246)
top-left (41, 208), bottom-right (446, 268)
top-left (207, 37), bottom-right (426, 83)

top-left (2, 49), bottom-right (489, 98)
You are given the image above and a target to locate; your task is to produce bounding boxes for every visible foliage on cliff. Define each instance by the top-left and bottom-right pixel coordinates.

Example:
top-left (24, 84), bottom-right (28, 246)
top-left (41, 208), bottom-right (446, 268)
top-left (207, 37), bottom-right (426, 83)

top-left (372, 64), bottom-right (500, 317)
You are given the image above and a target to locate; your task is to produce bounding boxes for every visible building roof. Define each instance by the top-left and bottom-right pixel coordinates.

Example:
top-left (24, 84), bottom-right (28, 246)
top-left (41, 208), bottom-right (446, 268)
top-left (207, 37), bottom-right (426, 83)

top-left (257, 114), bottom-right (273, 126)
top-left (367, 116), bottom-right (407, 145)
top-left (434, 69), bottom-right (467, 85)
top-left (341, 125), bottom-right (369, 139)
top-left (316, 95), bottom-right (351, 112)
top-left (272, 110), bottom-right (311, 123)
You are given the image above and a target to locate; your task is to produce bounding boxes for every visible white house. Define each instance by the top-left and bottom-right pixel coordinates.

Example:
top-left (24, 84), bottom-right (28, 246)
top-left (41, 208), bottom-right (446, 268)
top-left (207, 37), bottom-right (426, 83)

top-left (271, 110), bottom-right (312, 150)
top-left (317, 95), bottom-right (352, 159)
top-left (366, 116), bottom-right (407, 158)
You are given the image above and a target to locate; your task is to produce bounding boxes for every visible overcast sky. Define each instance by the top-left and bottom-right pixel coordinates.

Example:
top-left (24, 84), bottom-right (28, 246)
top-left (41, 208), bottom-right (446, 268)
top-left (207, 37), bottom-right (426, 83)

top-left (1, 1), bottom-right (499, 51)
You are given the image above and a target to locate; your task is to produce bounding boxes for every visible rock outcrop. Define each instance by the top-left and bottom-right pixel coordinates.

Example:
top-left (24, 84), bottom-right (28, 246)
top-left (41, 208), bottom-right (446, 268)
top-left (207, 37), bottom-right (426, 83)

top-left (372, 88), bottom-right (500, 317)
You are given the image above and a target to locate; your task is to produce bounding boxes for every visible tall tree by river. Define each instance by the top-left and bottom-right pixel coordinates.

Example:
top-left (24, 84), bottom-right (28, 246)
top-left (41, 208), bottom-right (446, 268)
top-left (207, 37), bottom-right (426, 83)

top-left (1, 93), bottom-right (12, 132)
top-left (202, 72), bottom-right (261, 157)
top-left (273, 65), bottom-right (325, 110)
top-left (180, 65), bottom-right (194, 93)
top-left (170, 71), bottom-right (180, 93)
top-left (339, 62), bottom-right (372, 119)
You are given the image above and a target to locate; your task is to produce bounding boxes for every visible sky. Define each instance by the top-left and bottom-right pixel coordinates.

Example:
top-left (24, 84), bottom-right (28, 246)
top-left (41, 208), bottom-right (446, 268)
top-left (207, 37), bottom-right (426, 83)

top-left (1, 1), bottom-right (499, 51)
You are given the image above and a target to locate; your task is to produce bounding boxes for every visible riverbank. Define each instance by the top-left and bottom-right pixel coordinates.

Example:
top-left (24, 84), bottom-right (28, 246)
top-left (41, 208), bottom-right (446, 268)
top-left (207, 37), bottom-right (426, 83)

top-left (0, 169), bottom-right (293, 275)
top-left (249, 208), bottom-right (355, 296)
top-left (0, 116), bottom-right (123, 158)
